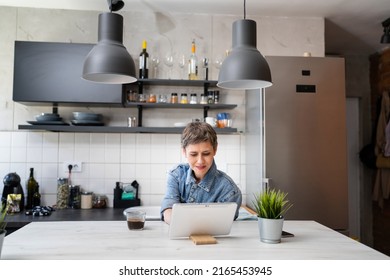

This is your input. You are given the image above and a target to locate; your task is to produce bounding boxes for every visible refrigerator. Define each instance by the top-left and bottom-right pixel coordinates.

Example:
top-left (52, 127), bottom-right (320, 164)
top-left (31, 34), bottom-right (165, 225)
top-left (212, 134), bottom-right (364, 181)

top-left (246, 56), bottom-right (349, 231)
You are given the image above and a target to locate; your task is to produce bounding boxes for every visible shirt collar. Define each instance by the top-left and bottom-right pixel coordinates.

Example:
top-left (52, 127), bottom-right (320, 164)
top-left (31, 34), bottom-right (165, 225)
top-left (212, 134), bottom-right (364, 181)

top-left (186, 160), bottom-right (217, 192)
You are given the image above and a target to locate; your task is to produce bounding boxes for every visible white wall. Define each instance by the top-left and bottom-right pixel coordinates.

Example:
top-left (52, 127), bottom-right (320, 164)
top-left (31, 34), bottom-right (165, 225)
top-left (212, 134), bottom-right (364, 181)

top-left (0, 6), bottom-right (325, 208)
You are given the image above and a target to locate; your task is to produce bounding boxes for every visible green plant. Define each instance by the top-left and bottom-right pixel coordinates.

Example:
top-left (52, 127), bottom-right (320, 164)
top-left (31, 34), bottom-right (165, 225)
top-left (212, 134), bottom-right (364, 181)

top-left (252, 187), bottom-right (293, 219)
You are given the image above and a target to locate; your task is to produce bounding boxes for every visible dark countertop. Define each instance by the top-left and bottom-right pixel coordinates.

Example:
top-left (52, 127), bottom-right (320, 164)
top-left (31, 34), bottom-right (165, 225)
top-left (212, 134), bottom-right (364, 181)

top-left (5, 208), bottom-right (128, 229)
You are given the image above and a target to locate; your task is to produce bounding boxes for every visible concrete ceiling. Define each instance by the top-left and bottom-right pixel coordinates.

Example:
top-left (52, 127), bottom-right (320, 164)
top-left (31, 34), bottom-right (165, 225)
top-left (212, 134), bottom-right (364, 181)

top-left (1, 0), bottom-right (389, 56)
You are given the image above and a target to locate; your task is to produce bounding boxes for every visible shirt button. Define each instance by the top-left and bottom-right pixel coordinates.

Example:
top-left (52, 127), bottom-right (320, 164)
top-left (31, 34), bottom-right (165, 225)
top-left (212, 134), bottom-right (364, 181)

top-left (189, 197), bottom-right (194, 202)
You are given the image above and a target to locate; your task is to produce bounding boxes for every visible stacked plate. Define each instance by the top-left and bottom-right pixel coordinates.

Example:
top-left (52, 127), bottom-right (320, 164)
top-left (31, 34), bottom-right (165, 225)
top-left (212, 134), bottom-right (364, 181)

top-left (71, 112), bottom-right (104, 126)
top-left (27, 113), bottom-right (68, 125)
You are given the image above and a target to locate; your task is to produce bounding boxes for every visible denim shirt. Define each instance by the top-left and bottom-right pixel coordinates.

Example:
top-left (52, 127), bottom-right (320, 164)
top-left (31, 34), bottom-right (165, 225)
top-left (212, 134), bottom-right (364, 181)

top-left (160, 160), bottom-right (242, 220)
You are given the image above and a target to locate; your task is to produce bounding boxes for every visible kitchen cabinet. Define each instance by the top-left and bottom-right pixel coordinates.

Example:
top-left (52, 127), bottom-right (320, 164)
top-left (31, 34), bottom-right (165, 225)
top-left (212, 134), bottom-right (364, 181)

top-left (13, 41), bottom-right (123, 106)
top-left (13, 41), bottom-right (238, 134)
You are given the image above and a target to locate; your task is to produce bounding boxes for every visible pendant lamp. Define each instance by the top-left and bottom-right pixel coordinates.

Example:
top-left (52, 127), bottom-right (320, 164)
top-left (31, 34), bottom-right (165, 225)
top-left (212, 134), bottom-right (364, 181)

top-left (217, 0), bottom-right (272, 90)
top-left (82, 1), bottom-right (136, 84)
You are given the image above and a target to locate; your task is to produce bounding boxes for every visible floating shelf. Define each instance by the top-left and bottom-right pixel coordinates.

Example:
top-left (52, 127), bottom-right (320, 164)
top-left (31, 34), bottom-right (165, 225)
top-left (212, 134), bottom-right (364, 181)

top-left (18, 125), bottom-right (238, 134)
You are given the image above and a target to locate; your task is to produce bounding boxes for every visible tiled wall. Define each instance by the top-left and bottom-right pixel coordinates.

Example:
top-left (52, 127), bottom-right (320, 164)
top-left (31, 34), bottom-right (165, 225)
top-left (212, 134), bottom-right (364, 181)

top-left (0, 6), bottom-right (325, 208)
top-left (0, 131), bottom-right (243, 207)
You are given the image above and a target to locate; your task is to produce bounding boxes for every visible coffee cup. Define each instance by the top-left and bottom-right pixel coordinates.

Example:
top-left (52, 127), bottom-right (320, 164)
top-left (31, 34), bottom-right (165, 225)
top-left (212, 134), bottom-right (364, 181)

top-left (126, 210), bottom-right (146, 230)
top-left (205, 117), bottom-right (216, 127)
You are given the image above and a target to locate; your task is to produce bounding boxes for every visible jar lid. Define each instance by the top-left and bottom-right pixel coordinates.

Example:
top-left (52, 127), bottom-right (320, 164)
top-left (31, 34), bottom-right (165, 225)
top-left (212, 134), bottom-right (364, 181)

top-left (181, 93), bottom-right (187, 96)
top-left (171, 93), bottom-right (177, 96)
top-left (190, 93), bottom-right (197, 96)
top-left (82, 192), bottom-right (93, 195)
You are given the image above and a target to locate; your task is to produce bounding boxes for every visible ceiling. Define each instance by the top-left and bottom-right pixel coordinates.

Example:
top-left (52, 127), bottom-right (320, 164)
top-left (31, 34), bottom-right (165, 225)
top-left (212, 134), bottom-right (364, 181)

top-left (1, 0), bottom-right (389, 56)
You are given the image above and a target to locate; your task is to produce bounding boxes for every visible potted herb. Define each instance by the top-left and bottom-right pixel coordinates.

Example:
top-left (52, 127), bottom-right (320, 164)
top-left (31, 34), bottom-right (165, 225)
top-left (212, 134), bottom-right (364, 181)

top-left (0, 206), bottom-right (7, 257)
top-left (252, 187), bottom-right (292, 243)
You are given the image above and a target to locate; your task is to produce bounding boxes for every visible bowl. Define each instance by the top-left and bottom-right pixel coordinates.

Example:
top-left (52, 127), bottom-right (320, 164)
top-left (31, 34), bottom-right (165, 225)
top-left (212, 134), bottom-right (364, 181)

top-left (35, 113), bottom-right (61, 122)
top-left (72, 112), bottom-right (102, 121)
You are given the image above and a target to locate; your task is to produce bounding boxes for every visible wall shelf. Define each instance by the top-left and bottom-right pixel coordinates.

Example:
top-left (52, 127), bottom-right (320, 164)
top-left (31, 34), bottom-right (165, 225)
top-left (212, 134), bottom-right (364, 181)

top-left (132, 78), bottom-right (217, 87)
top-left (18, 124), bottom-right (238, 134)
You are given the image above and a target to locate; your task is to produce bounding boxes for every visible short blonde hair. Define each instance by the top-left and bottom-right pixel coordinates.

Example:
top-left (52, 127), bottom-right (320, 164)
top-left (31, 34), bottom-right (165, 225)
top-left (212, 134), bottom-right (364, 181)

top-left (181, 122), bottom-right (218, 150)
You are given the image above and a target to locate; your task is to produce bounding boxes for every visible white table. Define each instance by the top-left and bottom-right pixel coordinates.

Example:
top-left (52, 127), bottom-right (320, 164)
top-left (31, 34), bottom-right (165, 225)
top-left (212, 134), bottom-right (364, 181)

top-left (2, 220), bottom-right (388, 260)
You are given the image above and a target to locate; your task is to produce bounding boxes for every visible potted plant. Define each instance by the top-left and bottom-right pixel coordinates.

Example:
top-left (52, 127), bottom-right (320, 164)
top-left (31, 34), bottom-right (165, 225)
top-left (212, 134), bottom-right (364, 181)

top-left (252, 187), bottom-right (293, 244)
top-left (0, 206), bottom-right (7, 257)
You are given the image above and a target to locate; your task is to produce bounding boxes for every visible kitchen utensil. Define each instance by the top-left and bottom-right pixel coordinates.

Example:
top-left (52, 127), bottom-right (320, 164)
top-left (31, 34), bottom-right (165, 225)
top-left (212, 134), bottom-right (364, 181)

top-left (72, 112), bottom-right (102, 121)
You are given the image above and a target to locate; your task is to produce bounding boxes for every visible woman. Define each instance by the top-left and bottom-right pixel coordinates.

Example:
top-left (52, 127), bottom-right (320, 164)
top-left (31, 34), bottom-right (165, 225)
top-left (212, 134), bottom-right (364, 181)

top-left (161, 121), bottom-right (242, 224)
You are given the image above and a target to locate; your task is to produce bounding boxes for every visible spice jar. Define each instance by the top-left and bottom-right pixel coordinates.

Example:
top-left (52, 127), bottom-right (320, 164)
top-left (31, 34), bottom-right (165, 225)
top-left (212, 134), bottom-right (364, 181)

top-left (148, 93), bottom-right (156, 103)
top-left (56, 178), bottom-right (69, 209)
top-left (207, 91), bottom-right (214, 104)
top-left (170, 93), bottom-right (178, 104)
top-left (214, 90), bottom-right (220, 104)
top-left (200, 93), bottom-right (207, 104)
top-left (81, 192), bottom-right (93, 209)
top-left (93, 194), bottom-right (107, 209)
top-left (180, 93), bottom-right (188, 104)
top-left (190, 93), bottom-right (197, 104)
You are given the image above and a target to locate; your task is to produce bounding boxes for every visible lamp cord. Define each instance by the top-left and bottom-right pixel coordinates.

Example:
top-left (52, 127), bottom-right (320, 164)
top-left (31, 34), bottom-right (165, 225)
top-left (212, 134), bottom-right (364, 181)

top-left (243, 0), bottom-right (246, 19)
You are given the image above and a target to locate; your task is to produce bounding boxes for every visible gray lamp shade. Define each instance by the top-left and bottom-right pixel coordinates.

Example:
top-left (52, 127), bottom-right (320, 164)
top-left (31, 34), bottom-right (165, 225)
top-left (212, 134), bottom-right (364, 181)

top-left (217, 19), bottom-right (272, 90)
top-left (82, 12), bottom-right (136, 84)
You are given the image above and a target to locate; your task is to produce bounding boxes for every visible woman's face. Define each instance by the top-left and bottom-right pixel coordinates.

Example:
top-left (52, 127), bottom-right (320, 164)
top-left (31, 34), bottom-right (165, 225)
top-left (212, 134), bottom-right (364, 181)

top-left (183, 141), bottom-right (217, 182)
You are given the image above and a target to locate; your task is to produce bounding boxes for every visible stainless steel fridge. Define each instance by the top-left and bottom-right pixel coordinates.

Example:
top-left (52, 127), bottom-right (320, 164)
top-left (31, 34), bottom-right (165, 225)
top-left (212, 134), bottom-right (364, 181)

top-left (246, 56), bottom-right (348, 231)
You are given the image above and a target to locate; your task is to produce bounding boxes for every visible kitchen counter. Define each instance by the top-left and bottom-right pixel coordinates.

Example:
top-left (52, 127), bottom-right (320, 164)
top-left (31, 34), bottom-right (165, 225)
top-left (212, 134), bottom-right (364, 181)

top-left (4, 208), bottom-right (130, 229)
top-left (2, 220), bottom-right (389, 260)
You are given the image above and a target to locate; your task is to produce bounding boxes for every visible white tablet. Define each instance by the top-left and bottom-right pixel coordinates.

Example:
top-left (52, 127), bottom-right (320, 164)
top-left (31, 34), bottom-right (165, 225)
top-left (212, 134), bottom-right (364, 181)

top-left (168, 202), bottom-right (237, 239)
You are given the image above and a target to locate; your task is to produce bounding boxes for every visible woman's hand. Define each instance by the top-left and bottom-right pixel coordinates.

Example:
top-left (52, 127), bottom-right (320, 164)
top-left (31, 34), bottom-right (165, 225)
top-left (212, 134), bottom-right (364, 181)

top-left (163, 208), bottom-right (172, 224)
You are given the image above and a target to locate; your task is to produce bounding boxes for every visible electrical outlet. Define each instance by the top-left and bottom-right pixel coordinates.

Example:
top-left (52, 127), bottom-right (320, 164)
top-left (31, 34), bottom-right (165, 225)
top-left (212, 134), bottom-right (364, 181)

top-left (63, 161), bottom-right (82, 173)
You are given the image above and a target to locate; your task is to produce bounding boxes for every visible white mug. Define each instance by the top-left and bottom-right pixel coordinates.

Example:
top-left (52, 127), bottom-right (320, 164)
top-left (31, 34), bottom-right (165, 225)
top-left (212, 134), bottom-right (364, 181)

top-left (205, 117), bottom-right (216, 127)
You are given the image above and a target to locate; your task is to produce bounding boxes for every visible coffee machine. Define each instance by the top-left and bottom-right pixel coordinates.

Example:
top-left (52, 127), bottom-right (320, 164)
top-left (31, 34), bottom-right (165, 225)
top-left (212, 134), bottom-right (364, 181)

top-left (1, 172), bottom-right (25, 211)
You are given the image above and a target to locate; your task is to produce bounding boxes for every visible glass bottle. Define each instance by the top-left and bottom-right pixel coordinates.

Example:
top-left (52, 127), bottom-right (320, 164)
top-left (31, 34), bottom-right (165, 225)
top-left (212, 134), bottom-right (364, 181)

top-left (139, 40), bottom-right (149, 79)
top-left (26, 167), bottom-right (39, 210)
top-left (188, 39), bottom-right (198, 80)
top-left (32, 184), bottom-right (41, 208)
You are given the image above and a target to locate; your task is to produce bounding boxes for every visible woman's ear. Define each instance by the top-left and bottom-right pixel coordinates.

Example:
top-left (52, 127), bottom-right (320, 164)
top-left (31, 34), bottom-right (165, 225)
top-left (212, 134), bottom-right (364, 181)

top-left (182, 147), bottom-right (187, 157)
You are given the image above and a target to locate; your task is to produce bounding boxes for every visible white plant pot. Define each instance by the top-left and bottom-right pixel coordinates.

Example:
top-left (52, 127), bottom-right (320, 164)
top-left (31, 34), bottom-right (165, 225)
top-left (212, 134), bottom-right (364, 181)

top-left (257, 217), bottom-right (284, 244)
top-left (0, 229), bottom-right (6, 258)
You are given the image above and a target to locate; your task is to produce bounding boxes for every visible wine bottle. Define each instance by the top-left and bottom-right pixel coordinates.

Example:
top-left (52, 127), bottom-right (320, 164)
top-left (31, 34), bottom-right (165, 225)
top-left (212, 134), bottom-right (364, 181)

top-left (139, 40), bottom-right (149, 79)
top-left (32, 184), bottom-right (41, 208)
top-left (188, 39), bottom-right (198, 80)
top-left (26, 167), bottom-right (39, 209)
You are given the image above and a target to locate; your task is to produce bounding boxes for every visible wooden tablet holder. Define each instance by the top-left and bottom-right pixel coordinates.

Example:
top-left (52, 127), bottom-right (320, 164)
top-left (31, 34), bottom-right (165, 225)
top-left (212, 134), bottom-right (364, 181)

top-left (190, 234), bottom-right (217, 245)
